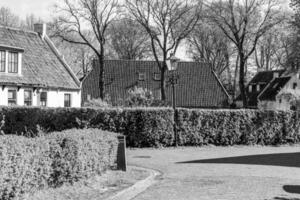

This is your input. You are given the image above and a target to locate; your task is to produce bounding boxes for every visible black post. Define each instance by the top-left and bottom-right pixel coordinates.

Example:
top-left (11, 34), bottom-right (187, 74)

top-left (117, 135), bottom-right (127, 171)
top-left (172, 72), bottom-right (178, 147)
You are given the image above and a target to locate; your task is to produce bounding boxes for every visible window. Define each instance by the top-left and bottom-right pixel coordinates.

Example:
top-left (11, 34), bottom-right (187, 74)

top-left (138, 73), bottom-right (146, 81)
top-left (0, 50), bottom-right (5, 72)
top-left (8, 52), bottom-right (18, 73)
top-left (279, 99), bottom-right (282, 104)
top-left (64, 93), bottom-right (71, 107)
top-left (257, 84), bottom-right (260, 91)
top-left (40, 92), bottom-right (47, 107)
top-left (8, 90), bottom-right (17, 106)
top-left (293, 83), bottom-right (297, 89)
top-left (24, 90), bottom-right (32, 106)
top-left (153, 73), bottom-right (160, 81)
top-left (248, 85), bottom-right (252, 92)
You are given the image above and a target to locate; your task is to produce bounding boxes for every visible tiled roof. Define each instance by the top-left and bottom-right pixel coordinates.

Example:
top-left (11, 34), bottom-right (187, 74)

top-left (82, 60), bottom-right (230, 108)
top-left (236, 70), bottom-right (285, 106)
top-left (258, 76), bottom-right (291, 101)
top-left (0, 26), bottom-right (80, 90)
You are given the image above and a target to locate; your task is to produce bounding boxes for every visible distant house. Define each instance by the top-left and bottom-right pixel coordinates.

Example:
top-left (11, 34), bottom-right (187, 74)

top-left (0, 24), bottom-right (81, 107)
top-left (82, 60), bottom-right (230, 108)
top-left (236, 69), bottom-right (300, 110)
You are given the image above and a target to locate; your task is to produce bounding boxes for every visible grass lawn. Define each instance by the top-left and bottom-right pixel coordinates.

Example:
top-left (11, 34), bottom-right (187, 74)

top-left (24, 167), bottom-right (149, 200)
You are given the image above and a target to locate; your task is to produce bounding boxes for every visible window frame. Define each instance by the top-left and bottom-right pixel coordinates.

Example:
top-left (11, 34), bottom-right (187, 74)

top-left (293, 83), bottom-right (297, 90)
top-left (153, 73), bottom-right (161, 81)
top-left (24, 89), bottom-right (32, 106)
top-left (138, 73), bottom-right (146, 81)
top-left (7, 51), bottom-right (18, 73)
top-left (64, 93), bottom-right (71, 107)
top-left (8, 89), bottom-right (17, 106)
top-left (0, 50), bottom-right (6, 72)
top-left (40, 92), bottom-right (47, 107)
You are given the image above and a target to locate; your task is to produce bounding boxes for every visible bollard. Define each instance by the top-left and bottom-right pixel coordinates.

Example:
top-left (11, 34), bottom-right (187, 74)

top-left (117, 135), bottom-right (127, 171)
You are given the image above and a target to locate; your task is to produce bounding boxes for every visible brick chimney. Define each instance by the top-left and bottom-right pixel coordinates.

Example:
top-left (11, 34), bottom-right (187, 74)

top-left (34, 23), bottom-right (47, 39)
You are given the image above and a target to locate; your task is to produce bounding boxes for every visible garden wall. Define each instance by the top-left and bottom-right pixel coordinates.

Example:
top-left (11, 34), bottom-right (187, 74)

top-left (1, 107), bottom-right (300, 147)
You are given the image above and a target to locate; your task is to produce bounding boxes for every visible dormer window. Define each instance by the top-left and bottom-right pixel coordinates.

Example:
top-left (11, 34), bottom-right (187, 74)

top-left (8, 52), bottom-right (18, 73)
top-left (0, 46), bottom-right (23, 75)
top-left (0, 50), bottom-right (5, 72)
top-left (138, 73), bottom-right (146, 81)
top-left (154, 73), bottom-right (160, 81)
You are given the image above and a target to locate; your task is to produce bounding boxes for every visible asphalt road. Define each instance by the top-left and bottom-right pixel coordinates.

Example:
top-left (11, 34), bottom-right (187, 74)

top-left (127, 146), bottom-right (300, 200)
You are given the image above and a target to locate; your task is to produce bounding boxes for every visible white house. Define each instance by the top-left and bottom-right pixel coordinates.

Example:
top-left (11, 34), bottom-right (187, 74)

top-left (0, 24), bottom-right (81, 107)
top-left (258, 73), bottom-right (300, 111)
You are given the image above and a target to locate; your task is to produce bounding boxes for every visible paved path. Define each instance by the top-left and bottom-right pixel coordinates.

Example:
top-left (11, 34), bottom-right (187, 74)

top-left (127, 146), bottom-right (300, 200)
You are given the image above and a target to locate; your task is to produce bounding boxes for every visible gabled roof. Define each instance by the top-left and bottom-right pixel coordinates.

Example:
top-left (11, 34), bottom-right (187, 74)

top-left (236, 69), bottom-right (285, 106)
top-left (258, 76), bottom-right (291, 101)
top-left (0, 26), bottom-right (80, 90)
top-left (82, 60), bottom-right (230, 108)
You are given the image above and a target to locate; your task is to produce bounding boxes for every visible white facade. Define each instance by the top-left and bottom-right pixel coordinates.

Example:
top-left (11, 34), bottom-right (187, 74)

top-left (0, 87), bottom-right (81, 107)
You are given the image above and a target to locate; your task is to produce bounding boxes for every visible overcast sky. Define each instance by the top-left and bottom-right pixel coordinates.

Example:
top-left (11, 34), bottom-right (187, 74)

top-left (0, 0), bottom-right (58, 21)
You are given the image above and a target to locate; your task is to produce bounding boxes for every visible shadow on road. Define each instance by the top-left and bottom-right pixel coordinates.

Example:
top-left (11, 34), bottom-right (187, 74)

top-left (177, 152), bottom-right (300, 168)
top-left (271, 197), bottom-right (300, 200)
top-left (283, 185), bottom-right (300, 194)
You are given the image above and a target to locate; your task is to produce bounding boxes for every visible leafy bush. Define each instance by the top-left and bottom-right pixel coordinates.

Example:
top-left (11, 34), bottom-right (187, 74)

top-left (125, 87), bottom-right (154, 107)
top-left (0, 129), bottom-right (119, 200)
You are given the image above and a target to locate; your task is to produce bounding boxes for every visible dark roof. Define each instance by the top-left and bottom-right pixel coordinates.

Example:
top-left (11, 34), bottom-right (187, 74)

top-left (258, 76), bottom-right (291, 101)
top-left (82, 60), bottom-right (230, 108)
top-left (236, 70), bottom-right (285, 106)
top-left (0, 26), bottom-right (80, 90)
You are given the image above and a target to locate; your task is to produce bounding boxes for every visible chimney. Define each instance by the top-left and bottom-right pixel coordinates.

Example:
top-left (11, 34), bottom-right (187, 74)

top-left (34, 23), bottom-right (47, 39)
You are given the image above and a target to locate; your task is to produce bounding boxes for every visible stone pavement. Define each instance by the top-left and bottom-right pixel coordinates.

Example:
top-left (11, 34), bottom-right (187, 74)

top-left (127, 146), bottom-right (300, 200)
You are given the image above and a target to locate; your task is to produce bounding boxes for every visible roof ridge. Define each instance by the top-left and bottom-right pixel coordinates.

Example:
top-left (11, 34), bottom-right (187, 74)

top-left (102, 59), bottom-right (208, 64)
top-left (0, 25), bottom-right (38, 35)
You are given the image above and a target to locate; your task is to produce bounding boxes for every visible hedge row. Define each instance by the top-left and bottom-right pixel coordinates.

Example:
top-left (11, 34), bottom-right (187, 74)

top-left (0, 107), bottom-right (174, 147)
top-left (1, 107), bottom-right (300, 147)
top-left (0, 129), bottom-right (119, 200)
top-left (177, 109), bottom-right (300, 146)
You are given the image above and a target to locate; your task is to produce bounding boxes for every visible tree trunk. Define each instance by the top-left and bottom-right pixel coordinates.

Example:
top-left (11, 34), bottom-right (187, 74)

top-left (98, 53), bottom-right (105, 99)
top-left (239, 53), bottom-right (247, 107)
top-left (233, 54), bottom-right (239, 99)
top-left (160, 63), bottom-right (167, 101)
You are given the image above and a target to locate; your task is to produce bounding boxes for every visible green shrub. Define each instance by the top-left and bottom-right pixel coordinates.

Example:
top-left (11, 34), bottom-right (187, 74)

top-left (0, 129), bottom-right (119, 200)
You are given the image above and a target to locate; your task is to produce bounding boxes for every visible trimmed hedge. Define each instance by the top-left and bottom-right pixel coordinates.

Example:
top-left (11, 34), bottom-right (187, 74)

top-left (0, 129), bottom-right (119, 200)
top-left (0, 107), bottom-right (174, 147)
top-left (1, 107), bottom-right (300, 147)
top-left (176, 109), bottom-right (300, 146)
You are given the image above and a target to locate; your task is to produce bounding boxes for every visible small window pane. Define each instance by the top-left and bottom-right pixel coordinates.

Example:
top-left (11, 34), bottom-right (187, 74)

top-left (8, 90), bottom-right (17, 106)
top-left (0, 50), bottom-right (5, 72)
top-left (24, 90), bottom-right (32, 106)
top-left (40, 92), bottom-right (47, 107)
top-left (8, 52), bottom-right (18, 73)
top-left (64, 93), bottom-right (71, 107)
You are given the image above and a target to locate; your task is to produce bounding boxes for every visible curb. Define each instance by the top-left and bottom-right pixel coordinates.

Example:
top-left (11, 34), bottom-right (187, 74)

top-left (106, 166), bottom-right (161, 200)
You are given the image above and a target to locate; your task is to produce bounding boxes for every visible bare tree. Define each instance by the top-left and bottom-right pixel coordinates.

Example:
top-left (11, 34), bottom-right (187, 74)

top-left (126, 0), bottom-right (202, 100)
top-left (53, 0), bottom-right (119, 99)
top-left (0, 7), bottom-right (21, 27)
top-left (108, 17), bottom-right (151, 60)
top-left (206, 0), bottom-right (284, 107)
top-left (187, 21), bottom-right (233, 78)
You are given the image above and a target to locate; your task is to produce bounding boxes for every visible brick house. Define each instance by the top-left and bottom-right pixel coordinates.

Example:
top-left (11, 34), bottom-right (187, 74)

top-left (82, 60), bottom-right (230, 108)
top-left (0, 24), bottom-right (81, 107)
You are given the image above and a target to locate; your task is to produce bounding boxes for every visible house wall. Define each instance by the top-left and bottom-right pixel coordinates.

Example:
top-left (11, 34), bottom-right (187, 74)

top-left (258, 75), bottom-right (300, 110)
top-left (0, 86), bottom-right (81, 107)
